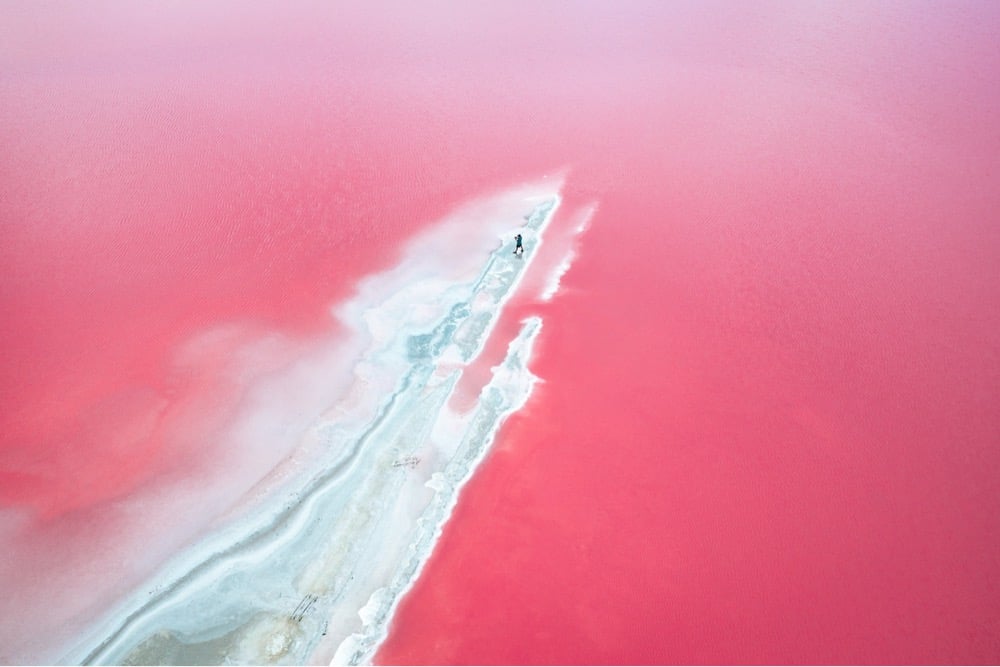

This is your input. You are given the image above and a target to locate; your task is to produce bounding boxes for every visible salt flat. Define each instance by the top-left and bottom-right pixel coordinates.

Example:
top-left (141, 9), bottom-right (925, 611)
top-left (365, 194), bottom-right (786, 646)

top-left (61, 182), bottom-right (564, 666)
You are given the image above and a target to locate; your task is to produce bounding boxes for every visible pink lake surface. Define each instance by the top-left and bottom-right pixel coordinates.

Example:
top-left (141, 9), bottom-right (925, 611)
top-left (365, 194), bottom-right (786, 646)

top-left (2, 1), bottom-right (999, 664)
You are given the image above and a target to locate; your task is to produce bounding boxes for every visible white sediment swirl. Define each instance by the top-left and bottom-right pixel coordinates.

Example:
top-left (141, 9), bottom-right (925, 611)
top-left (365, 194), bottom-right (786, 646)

top-left (62, 185), bottom-right (560, 666)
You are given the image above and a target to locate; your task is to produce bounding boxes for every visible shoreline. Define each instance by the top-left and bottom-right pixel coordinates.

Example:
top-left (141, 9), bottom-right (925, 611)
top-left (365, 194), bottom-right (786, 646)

top-left (330, 315), bottom-right (544, 666)
top-left (60, 184), bottom-right (564, 666)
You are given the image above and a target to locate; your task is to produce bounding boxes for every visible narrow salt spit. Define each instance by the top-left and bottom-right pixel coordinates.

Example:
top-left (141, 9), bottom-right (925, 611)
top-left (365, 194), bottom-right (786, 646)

top-left (63, 186), bottom-right (560, 666)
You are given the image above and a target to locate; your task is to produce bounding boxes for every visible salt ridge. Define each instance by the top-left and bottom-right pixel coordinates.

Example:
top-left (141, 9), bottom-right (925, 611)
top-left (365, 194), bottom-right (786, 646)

top-left (332, 316), bottom-right (544, 665)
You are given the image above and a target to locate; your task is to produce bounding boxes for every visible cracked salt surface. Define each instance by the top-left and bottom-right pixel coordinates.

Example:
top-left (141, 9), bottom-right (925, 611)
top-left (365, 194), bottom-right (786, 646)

top-left (62, 183), bottom-right (561, 666)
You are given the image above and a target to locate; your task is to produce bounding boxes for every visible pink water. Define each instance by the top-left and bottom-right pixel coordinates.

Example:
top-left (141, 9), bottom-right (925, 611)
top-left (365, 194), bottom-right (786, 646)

top-left (2, 1), bottom-right (999, 663)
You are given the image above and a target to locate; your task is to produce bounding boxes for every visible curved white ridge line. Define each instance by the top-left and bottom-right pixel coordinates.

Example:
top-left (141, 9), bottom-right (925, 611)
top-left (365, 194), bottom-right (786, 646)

top-left (540, 251), bottom-right (576, 301)
top-left (538, 202), bottom-right (594, 302)
top-left (60, 184), bottom-right (561, 666)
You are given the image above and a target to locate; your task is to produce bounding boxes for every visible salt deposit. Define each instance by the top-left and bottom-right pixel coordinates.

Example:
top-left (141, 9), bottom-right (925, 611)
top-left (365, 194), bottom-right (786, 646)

top-left (61, 182), bottom-right (564, 666)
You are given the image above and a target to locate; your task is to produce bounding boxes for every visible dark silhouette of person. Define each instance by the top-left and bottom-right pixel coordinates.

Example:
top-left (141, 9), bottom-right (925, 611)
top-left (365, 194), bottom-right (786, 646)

top-left (514, 233), bottom-right (524, 256)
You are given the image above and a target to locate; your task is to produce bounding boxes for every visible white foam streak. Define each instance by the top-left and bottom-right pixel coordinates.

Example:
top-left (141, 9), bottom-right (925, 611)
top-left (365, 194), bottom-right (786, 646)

top-left (540, 251), bottom-right (575, 301)
top-left (537, 203), bottom-right (594, 302)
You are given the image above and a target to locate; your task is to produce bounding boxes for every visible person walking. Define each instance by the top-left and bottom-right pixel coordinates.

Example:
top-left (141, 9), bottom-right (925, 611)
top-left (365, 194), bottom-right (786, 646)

top-left (514, 233), bottom-right (524, 256)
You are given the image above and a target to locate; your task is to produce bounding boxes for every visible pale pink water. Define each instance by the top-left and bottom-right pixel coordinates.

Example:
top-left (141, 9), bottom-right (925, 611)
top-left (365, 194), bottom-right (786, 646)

top-left (1, 1), bottom-right (999, 663)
